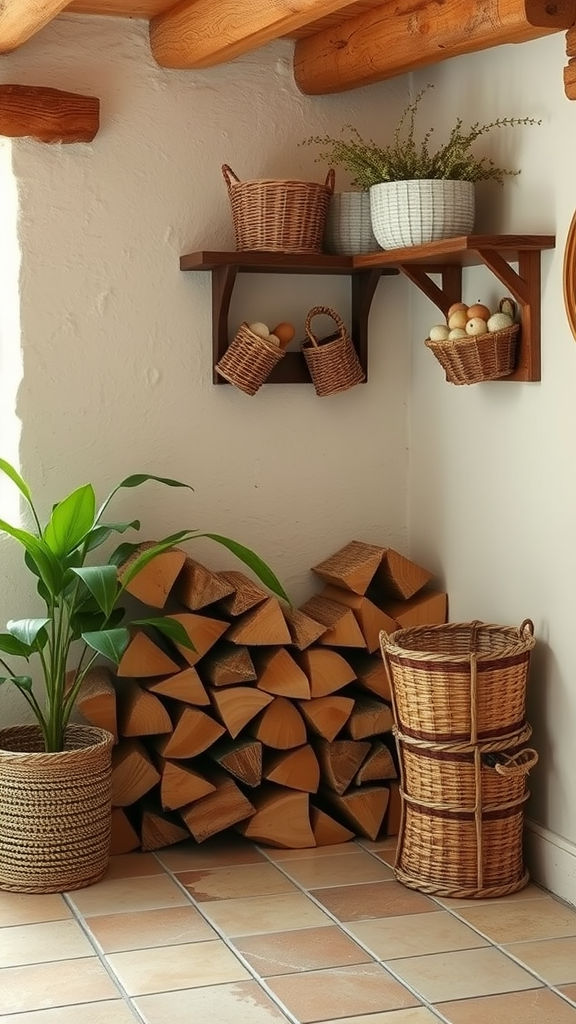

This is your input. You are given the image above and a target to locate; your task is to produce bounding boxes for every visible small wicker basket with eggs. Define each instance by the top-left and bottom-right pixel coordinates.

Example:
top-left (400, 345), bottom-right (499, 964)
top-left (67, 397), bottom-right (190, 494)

top-left (215, 319), bottom-right (296, 395)
top-left (425, 297), bottom-right (519, 385)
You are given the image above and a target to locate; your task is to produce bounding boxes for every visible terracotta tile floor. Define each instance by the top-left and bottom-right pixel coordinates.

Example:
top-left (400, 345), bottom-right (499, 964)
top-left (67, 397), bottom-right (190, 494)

top-left (2, 836), bottom-right (576, 1023)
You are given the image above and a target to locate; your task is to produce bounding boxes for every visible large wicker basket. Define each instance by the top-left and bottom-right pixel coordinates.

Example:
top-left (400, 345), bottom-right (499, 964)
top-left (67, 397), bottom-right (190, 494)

top-left (222, 164), bottom-right (335, 253)
top-left (301, 306), bottom-right (365, 397)
top-left (215, 322), bottom-right (285, 395)
top-left (425, 323), bottom-right (519, 385)
top-left (0, 725), bottom-right (113, 893)
top-left (381, 619), bottom-right (535, 742)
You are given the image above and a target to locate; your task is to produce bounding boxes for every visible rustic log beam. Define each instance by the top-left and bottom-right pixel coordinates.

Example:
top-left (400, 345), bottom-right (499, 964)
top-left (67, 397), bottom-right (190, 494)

top-left (150, 0), bottom-right (359, 70)
top-left (294, 0), bottom-right (576, 94)
top-left (0, 2), bottom-right (71, 53)
top-left (0, 85), bottom-right (99, 143)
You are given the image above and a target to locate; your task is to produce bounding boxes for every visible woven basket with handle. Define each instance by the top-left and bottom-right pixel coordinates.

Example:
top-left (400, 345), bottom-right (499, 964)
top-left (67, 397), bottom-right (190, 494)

top-left (215, 322), bottom-right (285, 396)
top-left (425, 323), bottom-right (519, 385)
top-left (222, 164), bottom-right (335, 253)
top-left (301, 306), bottom-right (365, 397)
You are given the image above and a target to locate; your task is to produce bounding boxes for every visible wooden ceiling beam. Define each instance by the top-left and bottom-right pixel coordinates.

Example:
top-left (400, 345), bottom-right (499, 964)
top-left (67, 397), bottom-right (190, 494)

top-left (294, 0), bottom-right (576, 94)
top-left (149, 0), bottom-right (358, 69)
top-left (0, 1), bottom-right (71, 53)
top-left (0, 85), bottom-right (99, 143)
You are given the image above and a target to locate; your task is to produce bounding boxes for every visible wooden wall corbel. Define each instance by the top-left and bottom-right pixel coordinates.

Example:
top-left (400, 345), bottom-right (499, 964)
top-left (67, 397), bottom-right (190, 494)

top-left (0, 85), bottom-right (100, 143)
top-left (564, 26), bottom-right (576, 98)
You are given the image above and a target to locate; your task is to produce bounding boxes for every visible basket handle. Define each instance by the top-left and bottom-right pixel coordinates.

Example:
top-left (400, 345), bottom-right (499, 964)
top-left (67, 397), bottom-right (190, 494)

top-left (324, 168), bottom-right (336, 194)
top-left (304, 305), bottom-right (347, 349)
top-left (494, 748), bottom-right (539, 777)
top-left (519, 618), bottom-right (534, 638)
top-left (221, 164), bottom-right (241, 191)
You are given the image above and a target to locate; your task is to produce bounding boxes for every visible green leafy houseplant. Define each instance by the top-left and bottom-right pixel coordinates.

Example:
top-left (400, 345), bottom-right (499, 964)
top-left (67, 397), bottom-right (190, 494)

top-left (302, 85), bottom-right (540, 190)
top-left (0, 459), bottom-right (288, 753)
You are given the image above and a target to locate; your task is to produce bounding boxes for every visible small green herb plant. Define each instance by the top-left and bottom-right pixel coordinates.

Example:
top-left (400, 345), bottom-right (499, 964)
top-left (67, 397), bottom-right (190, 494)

top-left (302, 85), bottom-right (540, 190)
top-left (0, 460), bottom-right (288, 752)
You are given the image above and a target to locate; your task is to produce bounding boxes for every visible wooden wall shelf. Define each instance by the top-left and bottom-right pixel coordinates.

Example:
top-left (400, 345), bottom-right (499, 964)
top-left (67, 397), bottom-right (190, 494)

top-left (180, 235), bottom-right (555, 386)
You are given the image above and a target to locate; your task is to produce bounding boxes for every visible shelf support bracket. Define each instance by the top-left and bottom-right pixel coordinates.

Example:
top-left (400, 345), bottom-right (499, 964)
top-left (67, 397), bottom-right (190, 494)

top-left (352, 269), bottom-right (383, 378)
top-left (397, 264), bottom-right (463, 315)
top-left (477, 248), bottom-right (540, 382)
top-left (211, 264), bottom-right (239, 384)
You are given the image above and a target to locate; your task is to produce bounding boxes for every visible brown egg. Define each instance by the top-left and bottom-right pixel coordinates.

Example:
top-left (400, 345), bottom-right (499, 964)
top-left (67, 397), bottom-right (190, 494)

top-left (447, 302), bottom-right (468, 319)
top-left (466, 303), bottom-right (491, 321)
top-left (271, 322), bottom-right (296, 348)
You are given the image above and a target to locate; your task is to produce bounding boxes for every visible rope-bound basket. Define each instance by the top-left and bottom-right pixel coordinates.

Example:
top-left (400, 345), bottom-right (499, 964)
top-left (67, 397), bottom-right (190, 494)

top-left (222, 164), bottom-right (335, 253)
top-left (301, 306), bottom-right (366, 397)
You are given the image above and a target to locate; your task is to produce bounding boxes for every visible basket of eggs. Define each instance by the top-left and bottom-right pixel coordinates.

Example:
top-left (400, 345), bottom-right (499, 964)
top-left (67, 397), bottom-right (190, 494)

top-left (215, 319), bottom-right (295, 395)
top-left (425, 297), bottom-right (519, 385)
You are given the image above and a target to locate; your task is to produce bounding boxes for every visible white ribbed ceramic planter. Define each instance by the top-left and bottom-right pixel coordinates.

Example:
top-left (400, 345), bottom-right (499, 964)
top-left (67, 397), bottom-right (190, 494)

top-left (370, 179), bottom-right (475, 249)
top-left (324, 191), bottom-right (381, 255)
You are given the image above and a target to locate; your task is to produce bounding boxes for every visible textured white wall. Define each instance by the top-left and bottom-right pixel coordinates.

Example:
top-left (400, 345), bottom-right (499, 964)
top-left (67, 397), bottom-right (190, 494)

top-left (0, 17), bottom-right (410, 725)
top-left (409, 36), bottom-right (576, 846)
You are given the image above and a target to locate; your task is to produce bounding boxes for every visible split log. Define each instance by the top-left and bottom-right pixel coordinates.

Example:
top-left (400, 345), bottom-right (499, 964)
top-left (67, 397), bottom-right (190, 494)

top-left (315, 738), bottom-right (371, 795)
top-left (300, 595), bottom-right (366, 648)
top-left (347, 694), bottom-right (394, 740)
top-left (249, 696), bottom-right (307, 749)
top-left (119, 543), bottom-right (186, 608)
top-left (76, 666), bottom-right (118, 741)
top-left (174, 556), bottom-right (235, 610)
top-left (375, 589), bottom-right (448, 629)
top-left (117, 680), bottom-right (173, 737)
top-left (323, 785), bottom-right (390, 841)
top-left (111, 739), bottom-right (160, 806)
top-left (346, 652), bottom-right (393, 702)
top-left (0, 84), bottom-right (99, 143)
top-left (210, 685), bottom-right (273, 739)
top-left (565, 57), bottom-right (576, 98)
top-left (312, 540), bottom-right (384, 595)
top-left (310, 805), bottom-right (355, 846)
top-left (144, 667), bottom-right (210, 707)
top-left (154, 705), bottom-right (225, 759)
top-left (237, 785), bottom-right (315, 849)
top-left (200, 643), bottom-right (256, 687)
top-left (157, 757), bottom-right (216, 811)
top-left (110, 807), bottom-right (140, 855)
top-left (167, 612), bottom-right (229, 666)
top-left (180, 769), bottom-right (255, 842)
top-left (117, 631), bottom-right (180, 678)
top-left (226, 597), bottom-right (291, 645)
top-left (264, 744), bottom-right (320, 793)
top-left (283, 605), bottom-right (327, 649)
top-left (141, 803), bottom-right (190, 851)
top-left (354, 740), bottom-right (397, 785)
top-left (209, 736), bottom-right (263, 787)
top-left (298, 647), bottom-right (355, 698)
top-left (321, 584), bottom-right (398, 652)
top-left (255, 647), bottom-right (311, 700)
top-left (385, 781), bottom-right (402, 837)
top-left (217, 571), bottom-right (269, 615)
top-left (299, 695), bottom-right (354, 741)
top-left (373, 548), bottom-right (433, 601)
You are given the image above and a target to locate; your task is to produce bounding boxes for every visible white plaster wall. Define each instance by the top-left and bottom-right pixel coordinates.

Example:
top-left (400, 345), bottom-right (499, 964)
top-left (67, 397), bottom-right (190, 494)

top-left (409, 37), bottom-right (576, 846)
top-left (0, 17), bottom-right (410, 724)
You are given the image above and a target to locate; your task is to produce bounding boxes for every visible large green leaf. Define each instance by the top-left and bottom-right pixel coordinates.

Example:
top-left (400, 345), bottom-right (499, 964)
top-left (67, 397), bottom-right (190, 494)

top-left (72, 607), bottom-right (125, 639)
top-left (7, 618), bottom-right (49, 649)
top-left (0, 519), bottom-right (62, 595)
top-left (115, 532), bottom-right (197, 588)
top-left (97, 474), bottom-right (194, 522)
top-left (0, 674), bottom-right (33, 692)
top-left (82, 627), bottom-right (130, 664)
top-left (0, 458), bottom-right (34, 507)
top-left (71, 565), bottom-right (119, 618)
top-left (198, 533), bottom-right (290, 604)
top-left (133, 616), bottom-right (196, 652)
top-left (0, 633), bottom-right (33, 658)
top-left (84, 520), bottom-right (140, 553)
top-left (44, 484), bottom-right (96, 557)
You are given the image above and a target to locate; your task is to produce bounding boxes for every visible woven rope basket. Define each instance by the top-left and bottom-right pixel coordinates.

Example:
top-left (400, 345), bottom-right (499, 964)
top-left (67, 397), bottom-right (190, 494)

top-left (215, 322), bottom-right (285, 395)
top-left (425, 323), bottom-right (519, 385)
top-left (0, 725), bottom-right (114, 893)
top-left (301, 306), bottom-right (366, 397)
top-left (381, 619), bottom-right (535, 742)
top-left (222, 164), bottom-right (335, 253)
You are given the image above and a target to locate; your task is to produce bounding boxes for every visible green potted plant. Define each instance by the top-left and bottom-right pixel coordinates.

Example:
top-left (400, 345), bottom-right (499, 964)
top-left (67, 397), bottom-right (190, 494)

top-left (303, 86), bottom-right (540, 249)
top-left (0, 459), bottom-right (287, 893)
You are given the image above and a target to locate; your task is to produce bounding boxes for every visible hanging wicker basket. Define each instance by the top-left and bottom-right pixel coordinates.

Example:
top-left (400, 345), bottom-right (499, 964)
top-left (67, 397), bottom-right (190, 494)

top-left (222, 164), bottom-right (335, 253)
top-left (0, 725), bottom-right (114, 893)
top-left (215, 322), bottom-right (285, 395)
top-left (425, 323), bottom-right (519, 385)
top-left (301, 306), bottom-right (366, 397)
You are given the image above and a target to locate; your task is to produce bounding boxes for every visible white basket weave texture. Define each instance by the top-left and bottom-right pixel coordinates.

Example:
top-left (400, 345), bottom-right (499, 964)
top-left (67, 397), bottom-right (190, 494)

top-left (324, 191), bottom-right (381, 255)
top-left (370, 179), bottom-right (475, 248)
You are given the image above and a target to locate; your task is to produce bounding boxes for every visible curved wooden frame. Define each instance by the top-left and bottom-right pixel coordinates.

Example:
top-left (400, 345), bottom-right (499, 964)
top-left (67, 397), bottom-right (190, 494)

top-left (563, 209), bottom-right (576, 342)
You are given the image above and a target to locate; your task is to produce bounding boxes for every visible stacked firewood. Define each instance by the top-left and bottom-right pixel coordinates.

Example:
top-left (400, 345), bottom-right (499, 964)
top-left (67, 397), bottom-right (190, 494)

top-left (77, 540), bottom-right (447, 854)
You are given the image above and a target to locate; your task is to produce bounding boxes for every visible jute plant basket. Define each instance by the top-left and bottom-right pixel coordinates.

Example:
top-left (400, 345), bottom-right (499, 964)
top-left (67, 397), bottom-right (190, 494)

top-left (301, 305), bottom-right (366, 397)
top-left (222, 164), bottom-right (335, 253)
top-left (425, 323), bottom-right (519, 385)
top-left (0, 724), bottom-right (114, 893)
top-left (215, 322), bottom-right (285, 395)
